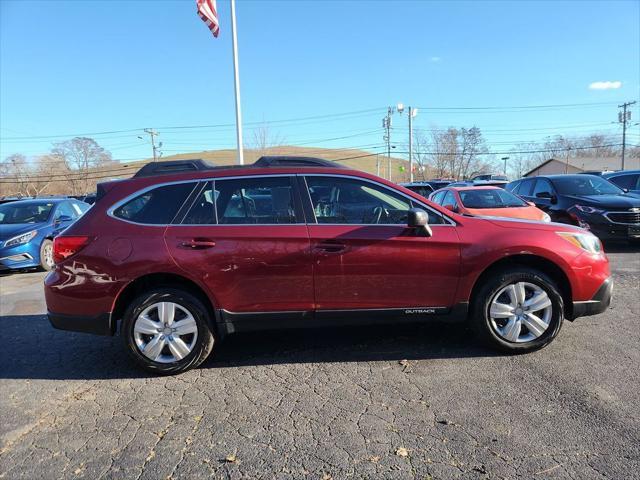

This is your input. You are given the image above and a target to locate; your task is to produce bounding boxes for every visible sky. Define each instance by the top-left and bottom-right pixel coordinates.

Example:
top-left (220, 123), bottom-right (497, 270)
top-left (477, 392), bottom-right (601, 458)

top-left (1, 0), bottom-right (639, 165)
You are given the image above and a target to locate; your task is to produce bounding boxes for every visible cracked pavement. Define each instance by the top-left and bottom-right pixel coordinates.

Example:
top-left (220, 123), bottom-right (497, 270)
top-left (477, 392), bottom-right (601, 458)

top-left (0, 244), bottom-right (639, 479)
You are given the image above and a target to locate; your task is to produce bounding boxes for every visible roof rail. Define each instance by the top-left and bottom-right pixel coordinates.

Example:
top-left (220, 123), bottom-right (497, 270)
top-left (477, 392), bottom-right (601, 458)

top-left (253, 156), bottom-right (347, 169)
top-left (133, 159), bottom-right (214, 178)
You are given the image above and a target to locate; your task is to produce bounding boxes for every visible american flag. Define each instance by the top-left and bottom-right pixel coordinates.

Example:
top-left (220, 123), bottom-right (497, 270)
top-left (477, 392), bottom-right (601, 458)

top-left (197, 0), bottom-right (220, 38)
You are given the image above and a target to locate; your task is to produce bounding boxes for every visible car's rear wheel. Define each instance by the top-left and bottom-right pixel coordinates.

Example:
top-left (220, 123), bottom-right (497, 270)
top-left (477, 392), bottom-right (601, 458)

top-left (472, 267), bottom-right (564, 353)
top-left (39, 239), bottom-right (54, 271)
top-left (122, 288), bottom-right (215, 374)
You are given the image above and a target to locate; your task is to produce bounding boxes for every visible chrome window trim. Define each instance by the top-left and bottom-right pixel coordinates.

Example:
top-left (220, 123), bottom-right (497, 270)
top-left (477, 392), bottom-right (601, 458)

top-left (301, 173), bottom-right (456, 226)
top-left (107, 173), bottom-right (456, 227)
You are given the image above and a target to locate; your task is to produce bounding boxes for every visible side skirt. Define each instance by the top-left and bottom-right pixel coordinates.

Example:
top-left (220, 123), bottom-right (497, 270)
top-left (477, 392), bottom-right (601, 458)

top-left (217, 303), bottom-right (469, 335)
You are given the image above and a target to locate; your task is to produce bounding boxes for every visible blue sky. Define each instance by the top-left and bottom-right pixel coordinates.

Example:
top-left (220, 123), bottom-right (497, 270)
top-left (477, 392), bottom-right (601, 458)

top-left (1, 0), bottom-right (638, 162)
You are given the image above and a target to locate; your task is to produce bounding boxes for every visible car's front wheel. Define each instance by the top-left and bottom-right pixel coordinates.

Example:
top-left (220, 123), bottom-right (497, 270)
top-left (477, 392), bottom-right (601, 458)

top-left (39, 239), bottom-right (54, 271)
top-left (122, 288), bottom-right (216, 374)
top-left (472, 267), bottom-right (564, 353)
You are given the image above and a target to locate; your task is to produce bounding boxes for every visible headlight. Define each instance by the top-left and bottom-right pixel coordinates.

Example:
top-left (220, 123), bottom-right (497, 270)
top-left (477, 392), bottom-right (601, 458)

top-left (4, 230), bottom-right (38, 248)
top-left (556, 231), bottom-right (602, 254)
top-left (575, 205), bottom-right (604, 214)
top-left (542, 213), bottom-right (551, 222)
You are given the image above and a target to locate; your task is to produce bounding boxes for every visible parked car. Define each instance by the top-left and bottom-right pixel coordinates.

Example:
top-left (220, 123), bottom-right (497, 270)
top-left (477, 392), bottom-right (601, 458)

top-left (471, 174), bottom-right (508, 182)
top-left (46, 157), bottom-right (611, 374)
top-left (426, 179), bottom-right (455, 190)
top-left (446, 179), bottom-right (509, 188)
top-left (429, 186), bottom-right (550, 222)
top-left (399, 182), bottom-right (434, 198)
top-left (506, 174), bottom-right (640, 243)
top-left (0, 198), bottom-right (90, 271)
top-left (602, 170), bottom-right (640, 196)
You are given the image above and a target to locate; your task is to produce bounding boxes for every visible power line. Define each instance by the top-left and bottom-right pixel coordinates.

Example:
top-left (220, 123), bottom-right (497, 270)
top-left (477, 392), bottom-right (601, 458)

top-left (0, 143), bottom-right (629, 184)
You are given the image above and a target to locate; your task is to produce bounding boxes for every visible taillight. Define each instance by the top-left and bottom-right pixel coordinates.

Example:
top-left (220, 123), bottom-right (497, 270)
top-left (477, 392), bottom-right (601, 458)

top-left (53, 236), bottom-right (92, 264)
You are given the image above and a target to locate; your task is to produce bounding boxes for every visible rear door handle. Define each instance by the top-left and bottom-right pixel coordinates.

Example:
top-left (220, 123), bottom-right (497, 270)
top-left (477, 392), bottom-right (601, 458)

top-left (179, 238), bottom-right (216, 249)
top-left (314, 241), bottom-right (347, 253)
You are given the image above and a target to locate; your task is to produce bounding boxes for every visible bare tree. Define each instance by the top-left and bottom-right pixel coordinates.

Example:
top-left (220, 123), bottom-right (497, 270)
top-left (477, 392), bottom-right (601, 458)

top-left (2, 154), bottom-right (34, 196)
top-left (51, 137), bottom-right (112, 194)
top-left (249, 124), bottom-right (286, 156)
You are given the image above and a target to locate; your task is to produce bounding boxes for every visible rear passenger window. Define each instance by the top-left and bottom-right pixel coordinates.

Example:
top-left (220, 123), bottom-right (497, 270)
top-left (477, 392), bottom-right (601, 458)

top-left (113, 183), bottom-right (196, 224)
top-left (215, 176), bottom-right (298, 224)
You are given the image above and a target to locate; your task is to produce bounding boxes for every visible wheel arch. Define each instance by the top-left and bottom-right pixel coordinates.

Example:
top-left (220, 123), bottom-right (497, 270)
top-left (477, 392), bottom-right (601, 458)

top-left (469, 254), bottom-right (573, 320)
top-left (111, 272), bottom-right (219, 335)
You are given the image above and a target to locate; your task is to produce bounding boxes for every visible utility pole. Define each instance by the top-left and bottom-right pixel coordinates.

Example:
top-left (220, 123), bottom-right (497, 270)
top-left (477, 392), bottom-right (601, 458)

top-left (383, 108), bottom-right (394, 180)
top-left (618, 101), bottom-right (636, 170)
top-left (142, 129), bottom-right (160, 162)
top-left (397, 104), bottom-right (418, 183)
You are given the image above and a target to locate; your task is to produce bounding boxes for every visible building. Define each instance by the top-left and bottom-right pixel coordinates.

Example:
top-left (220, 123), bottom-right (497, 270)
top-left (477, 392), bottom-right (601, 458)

top-left (524, 156), bottom-right (640, 177)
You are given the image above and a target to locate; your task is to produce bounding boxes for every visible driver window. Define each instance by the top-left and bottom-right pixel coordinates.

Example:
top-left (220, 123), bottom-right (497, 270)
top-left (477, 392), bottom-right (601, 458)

top-left (56, 202), bottom-right (78, 220)
top-left (305, 176), bottom-right (444, 225)
top-left (532, 179), bottom-right (554, 198)
top-left (442, 191), bottom-right (458, 208)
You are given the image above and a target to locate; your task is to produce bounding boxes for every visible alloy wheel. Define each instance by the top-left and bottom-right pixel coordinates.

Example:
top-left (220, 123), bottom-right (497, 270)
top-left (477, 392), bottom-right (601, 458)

top-left (488, 281), bottom-right (553, 343)
top-left (43, 244), bottom-right (54, 269)
top-left (133, 301), bottom-right (199, 363)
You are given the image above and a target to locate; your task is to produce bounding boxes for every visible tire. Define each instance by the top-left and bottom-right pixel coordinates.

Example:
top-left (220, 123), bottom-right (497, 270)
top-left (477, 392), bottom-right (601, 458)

top-left (39, 239), bottom-right (54, 271)
top-left (471, 267), bottom-right (564, 353)
top-left (122, 288), bottom-right (216, 375)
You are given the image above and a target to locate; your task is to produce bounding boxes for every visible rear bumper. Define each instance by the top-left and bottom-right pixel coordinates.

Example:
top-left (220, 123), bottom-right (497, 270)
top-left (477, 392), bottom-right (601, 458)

top-left (570, 277), bottom-right (613, 320)
top-left (48, 311), bottom-right (115, 336)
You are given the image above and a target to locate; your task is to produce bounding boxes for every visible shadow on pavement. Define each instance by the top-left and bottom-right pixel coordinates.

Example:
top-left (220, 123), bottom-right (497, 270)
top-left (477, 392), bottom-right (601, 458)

top-left (603, 241), bottom-right (640, 254)
top-left (0, 314), bottom-right (498, 380)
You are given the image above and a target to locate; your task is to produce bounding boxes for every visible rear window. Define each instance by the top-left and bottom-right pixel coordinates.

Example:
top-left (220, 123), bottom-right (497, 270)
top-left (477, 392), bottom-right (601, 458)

top-left (459, 189), bottom-right (527, 208)
top-left (113, 183), bottom-right (197, 224)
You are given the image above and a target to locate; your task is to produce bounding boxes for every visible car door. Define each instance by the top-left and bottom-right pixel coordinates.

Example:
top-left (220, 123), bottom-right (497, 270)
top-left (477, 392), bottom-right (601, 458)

top-left (165, 175), bottom-right (314, 317)
top-left (303, 174), bottom-right (461, 314)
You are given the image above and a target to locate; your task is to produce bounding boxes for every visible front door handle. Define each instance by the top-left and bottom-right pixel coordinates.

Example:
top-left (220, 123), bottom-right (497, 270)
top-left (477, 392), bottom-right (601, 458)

top-left (179, 238), bottom-right (216, 249)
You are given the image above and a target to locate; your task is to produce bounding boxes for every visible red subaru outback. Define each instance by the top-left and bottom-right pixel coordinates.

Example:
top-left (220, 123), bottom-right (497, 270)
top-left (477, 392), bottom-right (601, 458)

top-left (45, 157), bottom-right (612, 374)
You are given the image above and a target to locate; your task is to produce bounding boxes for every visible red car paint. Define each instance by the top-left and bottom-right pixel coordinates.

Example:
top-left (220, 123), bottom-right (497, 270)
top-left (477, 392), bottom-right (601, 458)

top-left (44, 165), bottom-right (611, 334)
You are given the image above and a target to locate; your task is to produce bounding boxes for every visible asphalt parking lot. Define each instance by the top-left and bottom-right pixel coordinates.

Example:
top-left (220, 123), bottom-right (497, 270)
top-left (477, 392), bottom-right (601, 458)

top-left (0, 245), bottom-right (639, 480)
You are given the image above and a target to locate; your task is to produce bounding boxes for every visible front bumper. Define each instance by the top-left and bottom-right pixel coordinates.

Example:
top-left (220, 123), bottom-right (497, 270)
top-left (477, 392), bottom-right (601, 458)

top-left (48, 311), bottom-right (116, 336)
top-left (570, 277), bottom-right (613, 320)
top-left (0, 244), bottom-right (39, 271)
top-left (573, 212), bottom-right (640, 240)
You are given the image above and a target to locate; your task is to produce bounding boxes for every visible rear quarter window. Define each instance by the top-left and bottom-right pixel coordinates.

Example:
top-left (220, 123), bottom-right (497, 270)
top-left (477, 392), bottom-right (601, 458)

top-left (113, 183), bottom-right (197, 224)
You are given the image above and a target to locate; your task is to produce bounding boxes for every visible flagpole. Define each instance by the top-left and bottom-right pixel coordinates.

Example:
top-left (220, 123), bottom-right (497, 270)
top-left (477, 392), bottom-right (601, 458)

top-left (230, 0), bottom-right (244, 164)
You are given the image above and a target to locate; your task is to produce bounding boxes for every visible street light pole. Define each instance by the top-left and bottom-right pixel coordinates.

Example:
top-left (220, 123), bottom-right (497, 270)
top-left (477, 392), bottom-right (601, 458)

top-left (501, 156), bottom-right (509, 176)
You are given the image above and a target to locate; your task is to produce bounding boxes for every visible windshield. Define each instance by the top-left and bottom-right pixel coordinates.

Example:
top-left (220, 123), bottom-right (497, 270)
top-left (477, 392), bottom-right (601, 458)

top-left (459, 189), bottom-right (527, 208)
top-left (0, 202), bottom-right (54, 224)
top-left (553, 176), bottom-right (623, 196)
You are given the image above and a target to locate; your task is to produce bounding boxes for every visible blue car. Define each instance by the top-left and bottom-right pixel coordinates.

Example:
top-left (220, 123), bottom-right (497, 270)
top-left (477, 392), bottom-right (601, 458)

top-left (0, 198), bottom-right (90, 272)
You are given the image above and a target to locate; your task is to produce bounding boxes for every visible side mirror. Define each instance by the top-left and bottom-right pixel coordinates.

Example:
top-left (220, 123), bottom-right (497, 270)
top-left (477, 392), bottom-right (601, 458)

top-left (55, 215), bottom-right (73, 225)
top-left (407, 208), bottom-right (433, 237)
top-left (443, 203), bottom-right (458, 213)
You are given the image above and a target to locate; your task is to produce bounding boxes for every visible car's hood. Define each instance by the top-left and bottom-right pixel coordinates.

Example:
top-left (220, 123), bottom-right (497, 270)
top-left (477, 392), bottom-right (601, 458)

top-left (564, 194), bottom-right (640, 209)
top-left (0, 223), bottom-right (46, 241)
top-left (478, 216), bottom-right (583, 233)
